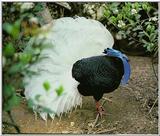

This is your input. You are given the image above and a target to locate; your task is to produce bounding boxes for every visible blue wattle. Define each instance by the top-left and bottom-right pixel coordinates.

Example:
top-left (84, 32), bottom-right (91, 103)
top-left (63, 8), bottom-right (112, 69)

top-left (103, 48), bottom-right (131, 85)
top-left (120, 58), bottom-right (131, 85)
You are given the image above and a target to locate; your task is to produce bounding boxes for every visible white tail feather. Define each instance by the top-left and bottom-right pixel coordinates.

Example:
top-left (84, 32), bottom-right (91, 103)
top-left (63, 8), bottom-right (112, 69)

top-left (49, 113), bottom-right (55, 120)
top-left (24, 17), bottom-right (114, 120)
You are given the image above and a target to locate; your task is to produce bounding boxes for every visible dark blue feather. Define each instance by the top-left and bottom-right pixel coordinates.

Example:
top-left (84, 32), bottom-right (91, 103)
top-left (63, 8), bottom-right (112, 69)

top-left (103, 48), bottom-right (131, 85)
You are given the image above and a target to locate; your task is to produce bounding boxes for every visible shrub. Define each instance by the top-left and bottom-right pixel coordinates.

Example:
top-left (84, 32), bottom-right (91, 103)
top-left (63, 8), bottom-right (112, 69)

top-left (103, 2), bottom-right (158, 56)
top-left (2, 2), bottom-right (44, 112)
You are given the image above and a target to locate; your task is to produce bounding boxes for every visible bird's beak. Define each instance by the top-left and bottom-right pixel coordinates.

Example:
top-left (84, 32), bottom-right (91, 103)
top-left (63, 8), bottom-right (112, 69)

top-left (103, 49), bottom-right (108, 54)
top-left (103, 51), bottom-right (108, 55)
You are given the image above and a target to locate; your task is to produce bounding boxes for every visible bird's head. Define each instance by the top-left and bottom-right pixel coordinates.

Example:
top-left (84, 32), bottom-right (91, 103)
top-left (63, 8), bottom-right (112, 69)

top-left (103, 48), bottom-right (121, 56)
top-left (103, 48), bottom-right (129, 61)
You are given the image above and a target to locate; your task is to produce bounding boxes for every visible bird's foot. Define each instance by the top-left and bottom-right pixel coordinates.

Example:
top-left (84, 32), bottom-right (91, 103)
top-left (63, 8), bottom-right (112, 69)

top-left (96, 101), bottom-right (106, 118)
top-left (96, 106), bottom-right (106, 118)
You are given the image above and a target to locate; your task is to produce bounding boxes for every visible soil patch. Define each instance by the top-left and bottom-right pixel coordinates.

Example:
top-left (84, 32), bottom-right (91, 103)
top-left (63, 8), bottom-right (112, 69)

top-left (2, 56), bottom-right (158, 134)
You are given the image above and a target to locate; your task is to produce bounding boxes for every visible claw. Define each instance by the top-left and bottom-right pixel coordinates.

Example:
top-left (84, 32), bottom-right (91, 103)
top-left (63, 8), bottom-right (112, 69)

top-left (95, 101), bottom-right (106, 118)
top-left (97, 106), bottom-right (106, 118)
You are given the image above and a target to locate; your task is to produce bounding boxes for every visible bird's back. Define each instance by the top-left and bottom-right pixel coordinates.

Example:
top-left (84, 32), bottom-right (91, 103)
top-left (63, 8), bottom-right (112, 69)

top-left (72, 55), bottom-right (124, 100)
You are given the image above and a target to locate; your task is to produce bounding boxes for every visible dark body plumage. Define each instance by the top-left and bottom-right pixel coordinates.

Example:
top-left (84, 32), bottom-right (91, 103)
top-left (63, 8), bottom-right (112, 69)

top-left (72, 55), bottom-right (124, 101)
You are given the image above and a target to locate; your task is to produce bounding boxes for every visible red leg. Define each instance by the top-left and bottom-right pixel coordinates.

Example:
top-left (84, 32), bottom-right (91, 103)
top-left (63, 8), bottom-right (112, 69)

top-left (95, 101), bottom-right (106, 118)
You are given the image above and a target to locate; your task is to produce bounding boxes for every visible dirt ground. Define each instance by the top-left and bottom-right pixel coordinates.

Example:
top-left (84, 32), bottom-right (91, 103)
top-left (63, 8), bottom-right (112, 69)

top-left (2, 56), bottom-right (158, 134)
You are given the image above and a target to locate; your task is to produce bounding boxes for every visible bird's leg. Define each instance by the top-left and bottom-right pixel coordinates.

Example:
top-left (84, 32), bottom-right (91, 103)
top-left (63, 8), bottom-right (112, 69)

top-left (95, 100), bottom-right (106, 118)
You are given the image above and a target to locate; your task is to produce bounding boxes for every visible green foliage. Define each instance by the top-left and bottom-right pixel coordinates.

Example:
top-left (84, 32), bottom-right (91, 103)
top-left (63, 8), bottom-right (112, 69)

top-left (4, 43), bottom-right (15, 57)
top-left (2, 2), bottom-right (45, 112)
top-left (3, 20), bottom-right (21, 39)
top-left (55, 85), bottom-right (64, 96)
top-left (19, 52), bottom-right (32, 64)
top-left (3, 85), bottom-right (21, 111)
top-left (103, 2), bottom-right (158, 55)
top-left (43, 81), bottom-right (51, 91)
top-left (3, 2), bottom-right (63, 114)
top-left (33, 3), bottom-right (45, 12)
top-left (27, 98), bottom-right (34, 109)
top-left (8, 63), bottom-right (25, 74)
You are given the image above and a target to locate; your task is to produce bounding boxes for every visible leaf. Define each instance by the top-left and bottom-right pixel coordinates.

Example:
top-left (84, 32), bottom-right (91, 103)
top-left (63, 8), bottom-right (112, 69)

top-left (134, 2), bottom-right (141, 9)
top-left (146, 24), bottom-right (152, 32)
top-left (11, 94), bottom-right (21, 105)
top-left (3, 23), bottom-right (13, 34)
top-left (141, 39), bottom-right (148, 44)
top-left (4, 94), bottom-right (21, 111)
top-left (143, 31), bottom-right (150, 38)
top-left (19, 52), bottom-right (32, 64)
top-left (55, 85), bottom-right (64, 96)
top-left (43, 81), bottom-right (50, 91)
top-left (109, 16), bottom-right (117, 24)
top-left (128, 40), bottom-right (135, 45)
top-left (135, 14), bottom-right (141, 20)
top-left (104, 10), bottom-right (111, 18)
top-left (132, 25), bottom-right (142, 31)
top-left (8, 63), bottom-right (24, 74)
top-left (117, 14), bottom-right (123, 20)
top-left (27, 98), bottom-right (34, 109)
top-left (33, 3), bottom-right (44, 12)
top-left (3, 20), bottom-right (20, 39)
top-left (4, 43), bottom-right (15, 57)
top-left (144, 22), bottom-right (151, 26)
top-left (147, 44), bottom-right (152, 52)
top-left (12, 20), bottom-right (21, 39)
top-left (3, 84), bottom-right (15, 98)
top-left (149, 33), bottom-right (156, 42)
top-left (110, 2), bottom-right (120, 8)
top-left (142, 3), bottom-right (148, 11)
top-left (133, 32), bottom-right (137, 37)
top-left (150, 25), bottom-right (156, 33)
top-left (146, 6), bottom-right (152, 13)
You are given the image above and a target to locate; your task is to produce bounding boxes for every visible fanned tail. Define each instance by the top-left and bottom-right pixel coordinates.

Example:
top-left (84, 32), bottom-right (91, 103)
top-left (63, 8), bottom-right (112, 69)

top-left (24, 17), bottom-right (114, 120)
